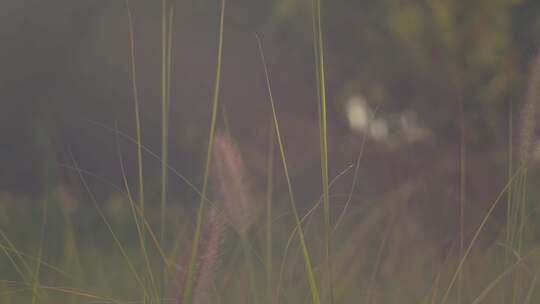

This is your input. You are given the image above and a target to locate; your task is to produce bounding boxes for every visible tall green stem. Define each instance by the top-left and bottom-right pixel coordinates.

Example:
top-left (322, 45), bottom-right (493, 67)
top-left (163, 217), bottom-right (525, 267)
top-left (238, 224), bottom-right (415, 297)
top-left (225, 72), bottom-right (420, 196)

top-left (182, 1), bottom-right (225, 303)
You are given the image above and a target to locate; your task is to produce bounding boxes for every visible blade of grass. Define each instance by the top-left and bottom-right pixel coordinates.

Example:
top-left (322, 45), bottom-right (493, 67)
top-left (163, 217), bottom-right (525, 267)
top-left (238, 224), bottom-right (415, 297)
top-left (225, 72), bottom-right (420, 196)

top-left (266, 121), bottom-right (274, 304)
top-left (456, 80), bottom-right (466, 304)
top-left (160, 0), bottom-right (170, 245)
top-left (125, 0), bottom-right (146, 235)
top-left (257, 34), bottom-right (321, 304)
top-left (161, 0), bottom-right (175, 245)
top-left (182, 1), bottom-right (225, 302)
top-left (311, 0), bottom-right (333, 301)
top-left (125, 4), bottom-right (159, 301)
top-left (160, 1), bottom-right (175, 298)
top-left (505, 103), bottom-right (513, 265)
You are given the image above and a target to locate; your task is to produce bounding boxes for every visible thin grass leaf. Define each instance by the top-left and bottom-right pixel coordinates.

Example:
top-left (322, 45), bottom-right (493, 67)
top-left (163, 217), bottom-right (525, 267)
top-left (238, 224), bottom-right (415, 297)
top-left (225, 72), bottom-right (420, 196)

top-left (182, 1), bottom-right (226, 303)
top-left (256, 35), bottom-right (321, 304)
top-left (311, 0), bottom-right (333, 301)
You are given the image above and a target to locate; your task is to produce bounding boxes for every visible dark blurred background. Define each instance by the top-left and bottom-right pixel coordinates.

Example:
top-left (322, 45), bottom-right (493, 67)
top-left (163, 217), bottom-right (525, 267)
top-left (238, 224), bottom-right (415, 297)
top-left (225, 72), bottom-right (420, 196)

top-left (2, 0), bottom-right (540, 240)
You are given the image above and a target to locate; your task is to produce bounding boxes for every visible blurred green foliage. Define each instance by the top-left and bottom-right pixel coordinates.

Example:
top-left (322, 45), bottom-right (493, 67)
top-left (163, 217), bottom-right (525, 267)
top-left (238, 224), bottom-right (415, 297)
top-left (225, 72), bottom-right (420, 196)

top-left (2, 1), bottom-right (540, 302)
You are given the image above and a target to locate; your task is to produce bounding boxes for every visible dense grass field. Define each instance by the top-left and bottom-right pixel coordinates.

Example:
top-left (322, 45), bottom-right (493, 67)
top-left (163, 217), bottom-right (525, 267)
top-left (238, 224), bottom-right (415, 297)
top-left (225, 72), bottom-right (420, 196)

top-left (2, 0), bottom-right (540, 303)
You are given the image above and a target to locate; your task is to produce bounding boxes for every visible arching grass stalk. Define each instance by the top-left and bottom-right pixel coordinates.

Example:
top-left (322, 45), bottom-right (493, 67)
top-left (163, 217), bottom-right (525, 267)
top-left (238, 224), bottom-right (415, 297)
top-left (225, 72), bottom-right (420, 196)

top-left (125, 0), bottom-right (145, 237)
top-left (311, 0), bottom-right (333, 302)
top-left (505, 104), bottom-right (513, 270)
top-left (266, 122), bottom-right (274, 304)
top-left (256, 35), bottom-right (322, 304)
top-left (182, 1), bottom-right (225, 303)
top-left (125, 2), bottom-right (159, 301)
top-left (456, 81), bottom-right (466, 304)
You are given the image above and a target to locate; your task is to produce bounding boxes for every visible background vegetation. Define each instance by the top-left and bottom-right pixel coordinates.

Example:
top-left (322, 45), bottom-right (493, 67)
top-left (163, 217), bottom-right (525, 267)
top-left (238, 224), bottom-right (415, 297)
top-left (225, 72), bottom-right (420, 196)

top-left (1, 0), bottom-right (540, 303)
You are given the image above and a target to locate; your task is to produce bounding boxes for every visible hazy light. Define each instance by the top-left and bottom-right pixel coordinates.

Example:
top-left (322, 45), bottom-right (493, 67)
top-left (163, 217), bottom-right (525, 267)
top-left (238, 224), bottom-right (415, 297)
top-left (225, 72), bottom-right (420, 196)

top-left (346, 96), bottom-right (369, 133)
top-left (400, 110), bottom-right (430, 142)
top-left (370, 118), bottom-right (389, 140)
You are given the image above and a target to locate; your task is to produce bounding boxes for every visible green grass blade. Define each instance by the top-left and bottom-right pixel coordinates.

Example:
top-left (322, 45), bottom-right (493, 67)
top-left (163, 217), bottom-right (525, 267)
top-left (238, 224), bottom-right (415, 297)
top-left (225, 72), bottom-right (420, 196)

top-left (256, 35), bottom-right (322, 304)
top-left (266, 122), bottom-right (274, 304)
top-left (161, 0), bottom-right (174, 245)
top-left (182, 1), bottom-right (226, 303)
top-left (311, 0), bottom-right (333, 301)
top-left (125, 4), bottom-right (159, 301)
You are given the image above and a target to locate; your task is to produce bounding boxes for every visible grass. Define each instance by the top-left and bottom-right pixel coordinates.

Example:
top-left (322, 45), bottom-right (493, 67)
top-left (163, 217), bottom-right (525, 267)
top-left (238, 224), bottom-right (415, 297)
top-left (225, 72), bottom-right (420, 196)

top-left (182, 0), bottom-right (226, 303)
top-left (311, 1), bottom-right (334, 302)
top-left (126, 2), bottom-right (160, 301)
top-left (2, 0), bottom-right (540, 303)
top-left (257, 34), bottom-right (322, 304)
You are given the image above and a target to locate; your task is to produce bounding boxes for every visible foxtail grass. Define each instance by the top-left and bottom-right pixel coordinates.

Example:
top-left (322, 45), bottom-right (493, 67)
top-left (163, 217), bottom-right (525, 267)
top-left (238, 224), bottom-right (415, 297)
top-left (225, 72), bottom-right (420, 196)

top-left (176, 208), bottom-right (223, 304)
top-left (212, 133), bottom-right (257, 235)
top-left (212, 132), bottom-right (260, 301)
